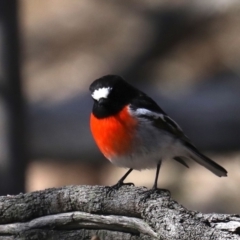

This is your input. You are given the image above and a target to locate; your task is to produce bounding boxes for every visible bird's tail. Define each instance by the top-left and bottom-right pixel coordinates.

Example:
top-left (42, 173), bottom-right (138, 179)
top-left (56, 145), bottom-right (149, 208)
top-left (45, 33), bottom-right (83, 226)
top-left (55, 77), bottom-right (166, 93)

top-left (184, 142), bottom-right (227, 177)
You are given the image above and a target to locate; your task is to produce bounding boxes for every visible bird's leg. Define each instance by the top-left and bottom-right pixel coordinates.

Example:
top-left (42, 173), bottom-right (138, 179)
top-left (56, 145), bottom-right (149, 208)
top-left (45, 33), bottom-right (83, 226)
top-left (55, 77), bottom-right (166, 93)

top-left (111, 168), bottom-right (134, 188)
top-left (152, 161), bottom-right (161, 189)
top-left (140, 161), bottom-right (169, 202)
top-left (106, 168), bottom-right (134, 196)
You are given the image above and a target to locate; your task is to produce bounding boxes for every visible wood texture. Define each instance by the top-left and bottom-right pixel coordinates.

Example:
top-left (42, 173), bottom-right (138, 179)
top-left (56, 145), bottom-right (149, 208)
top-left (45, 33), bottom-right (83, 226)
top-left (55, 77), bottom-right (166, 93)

top-left (0, 185), bottom-right (239, 239)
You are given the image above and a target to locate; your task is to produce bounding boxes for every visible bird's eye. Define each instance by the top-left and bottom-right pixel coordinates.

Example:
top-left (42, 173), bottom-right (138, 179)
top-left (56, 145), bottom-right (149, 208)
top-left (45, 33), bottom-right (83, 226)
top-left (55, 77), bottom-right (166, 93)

top-left (99, 98), bottom-right (108, 105)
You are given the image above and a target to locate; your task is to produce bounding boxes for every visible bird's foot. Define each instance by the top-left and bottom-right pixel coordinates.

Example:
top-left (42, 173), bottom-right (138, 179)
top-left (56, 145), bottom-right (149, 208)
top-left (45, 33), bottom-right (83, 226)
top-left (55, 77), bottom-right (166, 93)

top-left (106, 181), bottom-right (134, 196)
top-left (140, 188), bottom-right (170, 202)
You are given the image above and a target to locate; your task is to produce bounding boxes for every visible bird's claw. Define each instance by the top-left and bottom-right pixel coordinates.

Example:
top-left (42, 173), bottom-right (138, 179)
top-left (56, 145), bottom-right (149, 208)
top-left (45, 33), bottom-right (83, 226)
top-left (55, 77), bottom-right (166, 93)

top-left (106, 181), bottom-right (134, 196)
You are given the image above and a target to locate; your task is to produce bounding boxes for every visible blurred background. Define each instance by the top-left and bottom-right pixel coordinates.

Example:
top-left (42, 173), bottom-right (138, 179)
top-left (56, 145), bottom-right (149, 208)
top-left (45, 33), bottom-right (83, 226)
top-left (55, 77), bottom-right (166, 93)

top-left (0, 0), bottom-right (240, 213)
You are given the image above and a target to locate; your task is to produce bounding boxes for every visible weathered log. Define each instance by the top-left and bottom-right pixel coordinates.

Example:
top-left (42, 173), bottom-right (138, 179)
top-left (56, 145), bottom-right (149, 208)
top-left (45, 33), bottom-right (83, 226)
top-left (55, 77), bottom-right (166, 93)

top-left (0, 185), bottom-right (239, 239)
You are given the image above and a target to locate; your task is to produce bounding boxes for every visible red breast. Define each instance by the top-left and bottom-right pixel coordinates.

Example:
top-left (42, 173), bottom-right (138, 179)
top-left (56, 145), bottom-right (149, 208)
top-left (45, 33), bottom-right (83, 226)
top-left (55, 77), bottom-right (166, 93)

top-left (90, 106), bottom-right (138, 160)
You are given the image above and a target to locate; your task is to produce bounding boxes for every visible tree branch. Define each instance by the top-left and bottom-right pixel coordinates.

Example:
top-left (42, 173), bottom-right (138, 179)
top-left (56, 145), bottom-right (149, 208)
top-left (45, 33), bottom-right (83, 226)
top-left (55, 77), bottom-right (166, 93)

top-left (0, 185), bottom-right (239, 239)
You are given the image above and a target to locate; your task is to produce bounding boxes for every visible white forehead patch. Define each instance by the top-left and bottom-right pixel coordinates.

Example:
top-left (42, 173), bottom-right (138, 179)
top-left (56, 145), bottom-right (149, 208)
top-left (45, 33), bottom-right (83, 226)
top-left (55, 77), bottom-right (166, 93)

top-left (92, 87), bottom-right (111, 101)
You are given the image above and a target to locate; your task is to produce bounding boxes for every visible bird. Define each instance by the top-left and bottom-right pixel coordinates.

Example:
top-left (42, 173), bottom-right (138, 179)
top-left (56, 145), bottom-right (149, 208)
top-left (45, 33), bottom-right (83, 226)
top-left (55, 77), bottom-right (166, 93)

top-left (89, 75), bottom-right (227, 198)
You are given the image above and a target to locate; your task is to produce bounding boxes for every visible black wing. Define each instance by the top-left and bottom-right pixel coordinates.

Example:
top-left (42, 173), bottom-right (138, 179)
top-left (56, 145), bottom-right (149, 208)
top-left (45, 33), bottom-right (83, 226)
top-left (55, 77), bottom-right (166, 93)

top-left (130, 92), bottom-right (166, 114)
top-left (130, 92), bottom-right (189, 141)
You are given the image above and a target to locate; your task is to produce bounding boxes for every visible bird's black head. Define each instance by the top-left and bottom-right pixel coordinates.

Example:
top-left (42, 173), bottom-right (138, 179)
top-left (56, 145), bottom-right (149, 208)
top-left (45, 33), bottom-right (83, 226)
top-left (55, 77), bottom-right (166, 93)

top-left (90, 75), bottom-right (139, 118)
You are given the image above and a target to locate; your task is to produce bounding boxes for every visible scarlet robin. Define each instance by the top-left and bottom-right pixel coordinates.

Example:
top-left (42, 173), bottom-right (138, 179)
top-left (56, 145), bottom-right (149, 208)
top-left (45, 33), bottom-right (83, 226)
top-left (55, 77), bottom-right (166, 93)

top-left (89, 75), bottom-right (227, 198)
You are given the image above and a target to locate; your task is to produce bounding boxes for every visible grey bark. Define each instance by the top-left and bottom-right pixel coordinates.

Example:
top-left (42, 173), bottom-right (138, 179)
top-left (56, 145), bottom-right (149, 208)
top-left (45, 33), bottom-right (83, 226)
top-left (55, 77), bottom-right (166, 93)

top-left (0, 185), bottom-right (239, 240)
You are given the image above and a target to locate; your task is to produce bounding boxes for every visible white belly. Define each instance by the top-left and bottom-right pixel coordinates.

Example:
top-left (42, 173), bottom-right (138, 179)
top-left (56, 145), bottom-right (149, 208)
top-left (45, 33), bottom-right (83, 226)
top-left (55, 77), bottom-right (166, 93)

top-left (109, 123), bottom-right (186, 170)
